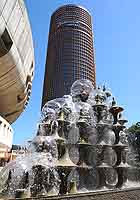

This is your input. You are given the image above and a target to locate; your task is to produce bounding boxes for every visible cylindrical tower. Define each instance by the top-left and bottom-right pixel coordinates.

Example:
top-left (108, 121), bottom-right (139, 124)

top-left (42, 4), bottom-right (96, 107)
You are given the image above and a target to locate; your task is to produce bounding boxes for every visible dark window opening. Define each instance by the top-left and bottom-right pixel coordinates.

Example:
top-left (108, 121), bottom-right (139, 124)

top-left (17, 93), bottom-right (25, 103)
top-left (26, 75), bottom-right (31, 86)
top-left (0, 28), bottom-right (13, 57)
top-left (30, 61), bottom-right (34, 71)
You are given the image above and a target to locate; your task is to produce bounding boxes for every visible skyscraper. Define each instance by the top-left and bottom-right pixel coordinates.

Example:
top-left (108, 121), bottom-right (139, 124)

top-left (42, 4), bottom-right (96, 107)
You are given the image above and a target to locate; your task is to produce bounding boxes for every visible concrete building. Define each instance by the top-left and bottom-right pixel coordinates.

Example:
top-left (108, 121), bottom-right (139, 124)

top-left (42, 5), bottom-right (96, 107)
top-left (0, 115), bottom-right (13, 169)
top-left (0, 0), bottom-right (34, 166)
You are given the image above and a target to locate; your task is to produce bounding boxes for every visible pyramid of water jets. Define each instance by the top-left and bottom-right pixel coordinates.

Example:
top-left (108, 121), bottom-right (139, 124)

top-left (0, 79), bottom-right (138, 199)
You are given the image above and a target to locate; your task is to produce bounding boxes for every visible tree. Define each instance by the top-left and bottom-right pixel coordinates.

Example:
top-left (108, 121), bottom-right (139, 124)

top-left (128, 122), bottom-right (140, 134)
top-left (128, 122), bottom-right (140, 164)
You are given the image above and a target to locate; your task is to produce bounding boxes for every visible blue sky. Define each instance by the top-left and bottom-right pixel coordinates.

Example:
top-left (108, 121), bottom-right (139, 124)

top-left (13, 0), bottom-right (140, 144)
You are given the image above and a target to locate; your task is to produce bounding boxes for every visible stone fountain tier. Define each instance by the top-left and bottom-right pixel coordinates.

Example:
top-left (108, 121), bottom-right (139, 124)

top-left (8, 187), bottom-right (140, 200)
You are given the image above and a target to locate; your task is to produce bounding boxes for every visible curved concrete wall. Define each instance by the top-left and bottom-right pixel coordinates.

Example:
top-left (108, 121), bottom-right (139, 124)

top-left (0, 0), bottom-right (34, 123)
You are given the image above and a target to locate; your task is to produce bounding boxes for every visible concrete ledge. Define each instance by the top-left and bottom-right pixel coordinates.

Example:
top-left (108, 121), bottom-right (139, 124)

top-left (11, 187), bottom-right (140, 200)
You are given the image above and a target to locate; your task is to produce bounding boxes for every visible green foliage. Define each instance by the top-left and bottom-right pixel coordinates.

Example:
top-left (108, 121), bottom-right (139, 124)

top-left (127, 122), bottom-right (140, 164)
top-left (128, 122), bottom-right (140, 134)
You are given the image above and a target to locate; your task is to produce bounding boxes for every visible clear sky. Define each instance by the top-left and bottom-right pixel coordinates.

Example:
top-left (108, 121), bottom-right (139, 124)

top-left (13, 0), bottom-right (140, 144)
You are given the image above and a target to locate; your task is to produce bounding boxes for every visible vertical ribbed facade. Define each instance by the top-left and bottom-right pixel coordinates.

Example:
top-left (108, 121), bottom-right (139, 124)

top-left (42, 5), bottom-right (96, 107)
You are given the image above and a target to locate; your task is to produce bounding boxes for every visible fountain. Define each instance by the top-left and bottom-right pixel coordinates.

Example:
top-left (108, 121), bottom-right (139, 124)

top-left (0, 79), bottom-right (140, 200)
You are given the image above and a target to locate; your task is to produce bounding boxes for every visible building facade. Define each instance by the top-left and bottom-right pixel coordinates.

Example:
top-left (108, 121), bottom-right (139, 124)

top-left (0, 0), bottom-right (34, 167)
top-left (0, 0), bottom-right (34, 124)
top-left (42, 4), bottom-right (96, 107)
top-left (0, 115), bottom-right (13, 169)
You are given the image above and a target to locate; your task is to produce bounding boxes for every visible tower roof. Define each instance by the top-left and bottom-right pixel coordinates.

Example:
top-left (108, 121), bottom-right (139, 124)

top-left (52, 4), bottom-right (91, 16)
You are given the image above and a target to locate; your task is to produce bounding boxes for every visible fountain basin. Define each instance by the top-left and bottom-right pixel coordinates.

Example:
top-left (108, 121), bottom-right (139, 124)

top-left (7, 187), bottom-right (140, 200)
